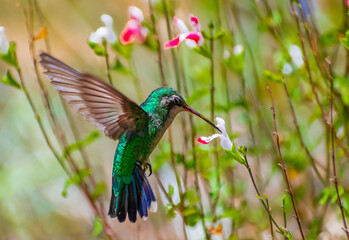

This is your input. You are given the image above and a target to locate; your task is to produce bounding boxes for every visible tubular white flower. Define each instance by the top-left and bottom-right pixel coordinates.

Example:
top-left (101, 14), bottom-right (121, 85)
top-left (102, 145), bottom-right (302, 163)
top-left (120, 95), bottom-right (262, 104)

top-left (198, 117), bottom-right (232, 150)
top-left (89, 14), bottom-right (117, 44)
top-left (0, 26), bottom-right (10, 54)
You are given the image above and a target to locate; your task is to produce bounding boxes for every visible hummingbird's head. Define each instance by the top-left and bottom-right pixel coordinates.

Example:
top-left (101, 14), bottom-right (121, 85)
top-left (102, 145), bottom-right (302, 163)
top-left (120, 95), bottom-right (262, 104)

top-left (146, 87), bottom-right (221, 133)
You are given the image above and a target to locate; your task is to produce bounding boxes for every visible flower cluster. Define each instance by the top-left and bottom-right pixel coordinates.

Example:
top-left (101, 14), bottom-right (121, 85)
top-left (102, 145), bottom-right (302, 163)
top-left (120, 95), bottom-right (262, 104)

top-left (164, 15), bottom-right (204, 49)
top-left (88, 6), bottom-right (147, 46)
top-left (120, 6), bottom-right (148, 45)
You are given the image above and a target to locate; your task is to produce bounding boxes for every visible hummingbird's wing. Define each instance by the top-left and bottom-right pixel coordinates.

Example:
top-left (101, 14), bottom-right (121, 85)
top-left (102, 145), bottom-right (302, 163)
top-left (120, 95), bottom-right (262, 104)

top-left (40, 53), bottom-right (149, 140)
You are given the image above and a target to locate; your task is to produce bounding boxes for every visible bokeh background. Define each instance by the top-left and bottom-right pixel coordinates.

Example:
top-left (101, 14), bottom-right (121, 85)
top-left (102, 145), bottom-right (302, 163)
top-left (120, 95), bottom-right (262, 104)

top-left (0, 0), bottom-right (349, 239)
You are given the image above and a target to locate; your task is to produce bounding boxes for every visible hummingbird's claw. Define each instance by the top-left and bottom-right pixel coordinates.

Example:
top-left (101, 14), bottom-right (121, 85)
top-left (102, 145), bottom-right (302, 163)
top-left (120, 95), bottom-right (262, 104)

top-left (143, 163), bottom-right (152, 177)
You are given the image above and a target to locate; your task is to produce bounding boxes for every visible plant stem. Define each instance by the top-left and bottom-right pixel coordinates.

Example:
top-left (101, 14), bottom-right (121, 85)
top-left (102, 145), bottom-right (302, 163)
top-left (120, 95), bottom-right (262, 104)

top-left (243, 154), bottom-right (284, 235)
top-left (326, 57), bottom-right (349, 239)
top-left (103, 40), bottom-right (113, 86)
top-left (148, 0), bottom-right (167, 86)
top-left (283, 82), bottom-right (326, 185)
top-left (266, 86), bottom-right (305, 240)
top-left (161, 0), bottom-right (181, 91)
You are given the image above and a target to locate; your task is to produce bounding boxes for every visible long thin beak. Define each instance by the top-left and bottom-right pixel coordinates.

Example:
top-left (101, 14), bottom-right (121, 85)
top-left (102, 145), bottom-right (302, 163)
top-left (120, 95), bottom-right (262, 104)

top-left (185, 106), bottom-right (222, 133)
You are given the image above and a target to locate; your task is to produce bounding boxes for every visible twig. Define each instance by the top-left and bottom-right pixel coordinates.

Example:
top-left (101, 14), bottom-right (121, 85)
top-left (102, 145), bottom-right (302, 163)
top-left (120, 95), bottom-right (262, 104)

top-left (326, 57), bottom-right (349, 239)
top-left (283, 82), bottom-right (326, 185)
top-left (266, 86), bottom-right (305, 240)
top-left (290, 0), bottom-right (349, 158)
top-left (243, 154), bottom-right (285, 236)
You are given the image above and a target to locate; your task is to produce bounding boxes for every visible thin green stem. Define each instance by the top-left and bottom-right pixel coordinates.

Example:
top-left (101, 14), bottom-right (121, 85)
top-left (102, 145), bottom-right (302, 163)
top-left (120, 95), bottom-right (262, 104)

top-left (103, 40), bottom-right (113, 85)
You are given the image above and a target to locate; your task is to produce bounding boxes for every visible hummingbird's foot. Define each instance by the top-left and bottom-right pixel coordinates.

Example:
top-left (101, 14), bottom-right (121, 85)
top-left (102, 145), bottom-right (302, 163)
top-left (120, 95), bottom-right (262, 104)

top-left (143, 163), bottom-right (152, 177)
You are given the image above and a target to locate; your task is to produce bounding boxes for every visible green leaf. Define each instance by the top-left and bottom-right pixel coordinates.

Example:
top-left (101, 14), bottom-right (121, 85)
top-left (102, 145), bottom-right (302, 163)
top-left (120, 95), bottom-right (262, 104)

top-left (320, 30), bottom-right (338, 47)
top-left (225, 142), bottom-right (246, 165)
top-left (340, 30), bottom-right (349, 49)
top-left (64, 131), bottom-right (100, 158)
top-left (193, 44), bottom-right (212, 59)
top-left (186, 88), bottom-right (210, 105)
top-left (168, 184), bottom-right (174, 198)
top-left (92, 217), bottom-right (103, 237)
top-left (92, 182), bottom-right (106, 200)
top-left (213, 29), bottom-right (225, 39)
top-left (0, 42), bottom-right (18, 68)
top-left (111, 58), bottom-right (130, 75)
top-left (61, 169), bottom-right (91, 197)
top-left (88, 41), bottom-right (106, 56)
top-left (263, 70), bottom-right (284, 83)
top-left (201, 30), bottom-right (210, 39)
top-left (1, 70), bottom-right (21, 89)
top-left (112, 41), bottom-right (133, 59)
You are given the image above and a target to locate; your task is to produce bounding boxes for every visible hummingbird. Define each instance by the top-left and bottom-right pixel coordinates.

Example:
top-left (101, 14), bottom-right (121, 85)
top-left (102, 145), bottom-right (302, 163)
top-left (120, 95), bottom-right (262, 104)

top-left (39, 53), bottom-right (221, 223)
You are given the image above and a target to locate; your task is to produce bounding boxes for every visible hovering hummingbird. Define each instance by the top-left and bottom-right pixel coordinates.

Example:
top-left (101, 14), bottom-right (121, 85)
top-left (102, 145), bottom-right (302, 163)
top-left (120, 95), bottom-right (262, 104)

top-left (40, 53), bottom-right (221, 223)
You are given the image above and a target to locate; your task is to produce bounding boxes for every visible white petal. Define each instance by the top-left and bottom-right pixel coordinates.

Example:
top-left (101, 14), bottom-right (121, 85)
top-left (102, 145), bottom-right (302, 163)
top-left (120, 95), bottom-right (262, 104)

top-left (101, 14), bottom-right (113, 27)
top-left (215, 117), bottom-right (228, 136)
top-left (174, 17), bottom-right (189, 33)
top-left (233, 44), bottom-right (244, 55)
top-left (89, 26), bottom-right (116, 44)
top-left (185, 39), bottom-right (197, 48)
top-left (150, 201), bottom-right (157, 212)
top-left (282, 63), bottom-right (292, 75)
top-left (129, 6), bottom-right (144, 22)
top-left (289, 45), bottom-right (304, 67)
top-left (220, 136), bottom-right (233, 150)
top-left (199, 134), bottom-right (222, 144)
top-left (0, 26), bottom-right (9, 54)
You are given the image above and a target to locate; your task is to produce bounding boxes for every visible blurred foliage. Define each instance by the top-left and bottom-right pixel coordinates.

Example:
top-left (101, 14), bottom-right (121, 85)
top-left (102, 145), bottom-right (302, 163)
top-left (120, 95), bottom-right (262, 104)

top-left (1, 0), bottom-right (349, 239)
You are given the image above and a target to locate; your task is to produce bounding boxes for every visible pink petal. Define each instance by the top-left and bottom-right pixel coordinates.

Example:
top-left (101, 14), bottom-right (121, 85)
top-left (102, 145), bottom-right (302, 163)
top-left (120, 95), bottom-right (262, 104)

top-left (163, 36), bottom-right (181, 49)
top-left (190, 15), bottom-right (201, 32)
top-left (346, 0), bottom-right (349, 7)
top-left (120, 20), bottom-right (147, 45)
top-left (185, 32), bottom-right (203, 46)
top-left (198, 137), bottom-right (210, 144)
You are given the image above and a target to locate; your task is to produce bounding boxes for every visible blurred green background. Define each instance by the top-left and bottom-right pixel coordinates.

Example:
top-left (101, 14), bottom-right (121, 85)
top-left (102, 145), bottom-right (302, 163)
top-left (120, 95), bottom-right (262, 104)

top-left (0, 0), bottom-right (349, 239)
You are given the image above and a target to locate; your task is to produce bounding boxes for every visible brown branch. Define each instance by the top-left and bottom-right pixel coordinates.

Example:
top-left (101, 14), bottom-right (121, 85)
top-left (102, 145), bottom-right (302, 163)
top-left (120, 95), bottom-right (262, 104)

top-left (266, 86), bottom-right (305, 240)
top-left (326, 57), bottom-right (349, 239)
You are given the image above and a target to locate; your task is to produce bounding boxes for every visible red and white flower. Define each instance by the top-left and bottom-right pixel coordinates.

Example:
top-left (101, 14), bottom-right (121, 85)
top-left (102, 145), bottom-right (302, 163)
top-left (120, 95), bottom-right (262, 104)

top-left (164, 15), bottom-right (204, 49)
top-left (198, 117), bottom-right (232, 150)
top-left (89, 14), bottom-right (117, 44)
top-left (0, 26), bottom-right (9, 54)
top-left (120, 6), bottom-right (148, 45)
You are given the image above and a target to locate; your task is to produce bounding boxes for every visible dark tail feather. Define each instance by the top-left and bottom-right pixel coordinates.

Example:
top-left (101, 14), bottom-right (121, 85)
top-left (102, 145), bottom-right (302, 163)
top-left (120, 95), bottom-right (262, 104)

top-left (108, 163), bottom-right (157, 223)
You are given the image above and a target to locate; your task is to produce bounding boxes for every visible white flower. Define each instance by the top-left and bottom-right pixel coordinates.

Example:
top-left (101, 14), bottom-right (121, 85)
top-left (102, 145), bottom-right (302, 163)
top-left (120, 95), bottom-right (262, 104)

top-left (0, 26), bottom-right (9, 54)
top-left (198, 117), bottom-right (232, 150)
top-left (289, 45), bottom-right (304, 68)
top-left (89, 14), bottom-right (117, 44)
top-left (233, 44), bottom-right (244, 55)
top-left (282, 63), bottom-right (293, 75)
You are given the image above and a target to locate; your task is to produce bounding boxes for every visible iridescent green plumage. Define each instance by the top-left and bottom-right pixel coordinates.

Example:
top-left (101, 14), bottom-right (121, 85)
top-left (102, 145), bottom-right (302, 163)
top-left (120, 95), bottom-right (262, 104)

top-left (39, 53), bottom-right (220, 223)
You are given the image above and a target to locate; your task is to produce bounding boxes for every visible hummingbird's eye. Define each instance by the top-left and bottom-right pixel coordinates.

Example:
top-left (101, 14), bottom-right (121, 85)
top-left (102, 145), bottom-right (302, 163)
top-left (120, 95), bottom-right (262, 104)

top-left (173, 96), bottom-right (181, 105)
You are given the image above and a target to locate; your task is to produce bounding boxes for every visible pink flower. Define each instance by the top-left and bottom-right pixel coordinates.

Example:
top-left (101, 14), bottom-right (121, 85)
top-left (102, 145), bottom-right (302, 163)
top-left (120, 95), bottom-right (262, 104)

top-left (120, 6), bottom-right (148, 45)
top-left (346, 0), bottom-right (349, 7)
top-left (198, 117), bottom-right (232, 150)
top-left (164, 15), bottom-right (204, 49)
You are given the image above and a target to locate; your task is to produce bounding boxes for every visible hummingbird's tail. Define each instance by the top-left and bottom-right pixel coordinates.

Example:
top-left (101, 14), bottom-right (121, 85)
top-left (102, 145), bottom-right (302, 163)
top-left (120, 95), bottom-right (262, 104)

top-left (108, 163), bottom-right (157, 222)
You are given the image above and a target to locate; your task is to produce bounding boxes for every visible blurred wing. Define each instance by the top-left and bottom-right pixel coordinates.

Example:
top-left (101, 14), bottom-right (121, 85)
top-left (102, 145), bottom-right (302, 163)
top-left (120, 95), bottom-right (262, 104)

top-left (40, 53), bottom-right (148, 140)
